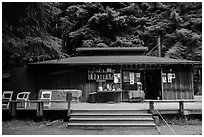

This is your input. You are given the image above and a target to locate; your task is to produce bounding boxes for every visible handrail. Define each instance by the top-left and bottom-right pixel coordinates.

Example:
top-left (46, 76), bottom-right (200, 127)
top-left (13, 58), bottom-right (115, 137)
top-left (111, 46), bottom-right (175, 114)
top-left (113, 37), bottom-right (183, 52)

top-left (155, 108), bottom-right (176, 135)
top-left (144, 99), bottom-right (202, 102)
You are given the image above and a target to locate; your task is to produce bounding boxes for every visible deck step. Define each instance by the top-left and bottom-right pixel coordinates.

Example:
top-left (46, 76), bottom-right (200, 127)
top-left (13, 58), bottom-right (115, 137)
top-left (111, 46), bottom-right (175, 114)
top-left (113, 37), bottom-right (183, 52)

top-left (71, 109), bottom-right (149, 113)
top-left (71, 112), bottom-right (152, 116)
top-left (70, 117), bottom-right (154, 121)
top-left (68, 109), bottom-right (156, 128)
top-left (67, 122), bottom-right (156, 127)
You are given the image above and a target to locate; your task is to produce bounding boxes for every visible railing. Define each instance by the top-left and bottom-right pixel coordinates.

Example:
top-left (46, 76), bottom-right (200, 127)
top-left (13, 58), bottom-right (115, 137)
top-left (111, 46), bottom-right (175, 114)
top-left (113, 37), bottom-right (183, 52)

top-left (144, 99), bottom-right (202, 116)
top-left (2, 92), bottom-right (72, 119)
top-left (155, 108), bottom-right (177, 135)
top-left (3, 98), bottom-right (201, 119)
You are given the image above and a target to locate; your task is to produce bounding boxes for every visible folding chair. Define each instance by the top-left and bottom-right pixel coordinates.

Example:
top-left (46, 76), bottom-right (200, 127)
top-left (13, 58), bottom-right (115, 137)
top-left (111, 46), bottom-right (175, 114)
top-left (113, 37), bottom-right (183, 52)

top-left (2, 91), bottom-right (13, 108)
top-left (40, 91), bottom-right (52, 109)
top-left (16, 92), bottom-right (31, 108)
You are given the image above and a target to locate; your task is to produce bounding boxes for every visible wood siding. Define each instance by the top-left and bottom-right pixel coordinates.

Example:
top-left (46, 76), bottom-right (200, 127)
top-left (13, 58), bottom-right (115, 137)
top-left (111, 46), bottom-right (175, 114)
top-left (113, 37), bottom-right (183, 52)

top-left (36, 66), bottom-right (97, 102)
top-left (3, 64), bottom-right (194, 101)
top-left (162, 65), bottom-right (194, 100)
top-left (2, 67), bottom-right (37, 100)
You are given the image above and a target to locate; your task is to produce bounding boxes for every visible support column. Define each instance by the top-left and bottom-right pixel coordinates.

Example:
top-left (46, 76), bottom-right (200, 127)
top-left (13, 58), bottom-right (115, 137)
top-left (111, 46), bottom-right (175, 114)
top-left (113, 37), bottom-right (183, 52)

top-left (36, 102), bottom-right (43, 117)
top-left (9, 102), bottom-right (17, 119)
top-left (149, 101), bottom-right (155, 114)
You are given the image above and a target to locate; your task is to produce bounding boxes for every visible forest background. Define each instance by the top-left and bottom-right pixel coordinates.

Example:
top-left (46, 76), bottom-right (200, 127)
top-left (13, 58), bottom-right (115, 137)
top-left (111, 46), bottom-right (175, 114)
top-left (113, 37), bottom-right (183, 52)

top-left (2, 2), bottom-right (202, 94)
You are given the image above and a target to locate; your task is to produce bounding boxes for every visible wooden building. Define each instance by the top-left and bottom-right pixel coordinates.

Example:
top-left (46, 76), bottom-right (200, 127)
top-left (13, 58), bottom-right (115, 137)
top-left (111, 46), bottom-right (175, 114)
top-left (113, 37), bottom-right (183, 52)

top-left (3, 47), bottom-right (200, 102)
top-left (25, 47), bottom-right (199, 102)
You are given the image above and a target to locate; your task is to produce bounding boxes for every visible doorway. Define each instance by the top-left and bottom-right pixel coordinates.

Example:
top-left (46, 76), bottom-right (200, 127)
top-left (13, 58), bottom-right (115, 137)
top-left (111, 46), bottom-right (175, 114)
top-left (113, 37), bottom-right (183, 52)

top-left (145, 70), bottom-right (162, 100)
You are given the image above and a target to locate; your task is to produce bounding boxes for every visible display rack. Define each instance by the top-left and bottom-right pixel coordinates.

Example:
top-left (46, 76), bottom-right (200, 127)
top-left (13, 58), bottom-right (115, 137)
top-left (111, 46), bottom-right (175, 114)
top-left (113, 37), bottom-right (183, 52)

top-left (88, 71), bottom-right (114, 81)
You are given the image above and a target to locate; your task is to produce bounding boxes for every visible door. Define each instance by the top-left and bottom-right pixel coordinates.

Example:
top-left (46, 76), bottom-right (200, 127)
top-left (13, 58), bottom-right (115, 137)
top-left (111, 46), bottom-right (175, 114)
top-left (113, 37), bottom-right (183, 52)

top-left (145, 70), bottom-right (161, 99)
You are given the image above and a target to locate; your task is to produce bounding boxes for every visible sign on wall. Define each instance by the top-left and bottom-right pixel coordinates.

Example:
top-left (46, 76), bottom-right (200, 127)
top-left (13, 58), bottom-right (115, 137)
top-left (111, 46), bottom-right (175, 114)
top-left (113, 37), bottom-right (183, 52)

top-left (129, 72), bottom-right (134, 85)
top-left (163, 73), bottom-right (176, 83)
top-left (162, 73), bottom-right (167, 83)
top-left (114, 73), bottom-right (121, 84)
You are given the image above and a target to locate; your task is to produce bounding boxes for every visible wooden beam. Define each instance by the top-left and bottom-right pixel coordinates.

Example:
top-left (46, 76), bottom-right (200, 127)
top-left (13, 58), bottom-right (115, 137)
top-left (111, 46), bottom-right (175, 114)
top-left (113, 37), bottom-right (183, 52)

top-left (9, 102), bottom-right (17, 118)
top-left (36, 102), bottom-right (43, 117)
top-left (149, 101), bottom-right (155, 114)
top-left (67, 92), bottom-right (72, 117)
top-left (179, 101), bottom-right (184, 116)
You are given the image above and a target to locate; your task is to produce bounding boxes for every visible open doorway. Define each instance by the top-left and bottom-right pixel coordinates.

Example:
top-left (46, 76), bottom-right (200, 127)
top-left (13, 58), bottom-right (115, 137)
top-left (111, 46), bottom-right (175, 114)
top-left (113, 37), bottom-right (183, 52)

top-left (145, 70), bottom-right (162, 100)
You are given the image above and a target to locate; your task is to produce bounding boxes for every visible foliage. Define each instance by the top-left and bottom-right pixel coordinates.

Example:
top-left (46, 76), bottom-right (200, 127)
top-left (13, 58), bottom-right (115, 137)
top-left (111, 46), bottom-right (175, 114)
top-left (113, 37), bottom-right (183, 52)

top-left (59, 2), bottom-right (201, 61)
top-left (2, 2), bottom-right (68, 70)
top-left (2, 2), bottom-right (202, 70)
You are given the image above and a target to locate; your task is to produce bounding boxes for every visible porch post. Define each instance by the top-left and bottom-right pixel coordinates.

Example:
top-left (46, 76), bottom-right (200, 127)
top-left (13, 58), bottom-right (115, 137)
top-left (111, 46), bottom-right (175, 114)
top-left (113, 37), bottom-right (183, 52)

top-left (36, 102), bottom-right (44, 117)
top-left (149, 101), bottom-right (155, 114)
top-left (179, 101), bottom-right (184, 116)
top-left (9, 101), bottom-right (17, 118)
top-left (67, 92), bottom-right (72, 117)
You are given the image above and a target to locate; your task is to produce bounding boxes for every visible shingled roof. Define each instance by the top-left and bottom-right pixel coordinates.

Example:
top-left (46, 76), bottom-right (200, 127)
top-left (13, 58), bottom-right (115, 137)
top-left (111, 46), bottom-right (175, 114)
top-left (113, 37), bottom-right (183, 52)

top-left (30, 55), bottom-right (200, 65)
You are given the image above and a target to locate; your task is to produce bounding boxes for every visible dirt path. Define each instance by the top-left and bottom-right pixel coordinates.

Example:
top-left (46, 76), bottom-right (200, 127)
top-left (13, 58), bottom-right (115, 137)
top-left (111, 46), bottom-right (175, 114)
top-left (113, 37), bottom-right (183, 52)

top-left (2, 120), bottom-right (202, 135)
top-left (157, 125), bottom-right (202, 135)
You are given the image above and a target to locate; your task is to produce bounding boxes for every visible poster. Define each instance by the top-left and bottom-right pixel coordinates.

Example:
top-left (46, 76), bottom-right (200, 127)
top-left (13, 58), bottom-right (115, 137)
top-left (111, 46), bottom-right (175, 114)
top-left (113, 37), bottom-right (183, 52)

top-left (114, 73), bottom-right (121, 83)
top-left (135, 72), bottom-right (141, 82)
top-left (136, 73), bottom-right (140, 78)
top-left (129, 72), bottom-right (134, 85)
top-left (123, 71), bottom-right (129, 82)
top-left (168, 73), bottom-right (172, 83)
top-left (162, 73), bottom-right (167, 83)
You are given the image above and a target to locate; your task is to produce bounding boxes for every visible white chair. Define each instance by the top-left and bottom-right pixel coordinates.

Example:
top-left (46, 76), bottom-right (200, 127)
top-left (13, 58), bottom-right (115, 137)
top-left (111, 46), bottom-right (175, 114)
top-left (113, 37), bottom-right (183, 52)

top-left (16, 92), bottom-right (31, 108)
top-left (2, 91), bottom-right (13, 108)
top-left (40, 91), bottom-right (52, 109)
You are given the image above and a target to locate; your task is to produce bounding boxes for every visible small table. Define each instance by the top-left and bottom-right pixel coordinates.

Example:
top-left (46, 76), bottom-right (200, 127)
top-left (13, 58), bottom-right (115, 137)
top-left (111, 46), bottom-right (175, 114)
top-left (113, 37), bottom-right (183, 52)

top-left (97, 90), bottom-right (123, 103)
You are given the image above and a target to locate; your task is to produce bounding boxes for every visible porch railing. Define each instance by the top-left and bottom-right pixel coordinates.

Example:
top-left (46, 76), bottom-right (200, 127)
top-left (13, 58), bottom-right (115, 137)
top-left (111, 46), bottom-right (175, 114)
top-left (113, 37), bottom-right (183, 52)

top-left (144, 99), bottom-right (202, 116)
top-left (2, 92), bottom-right (72, 119)
top-left (3, 98), bottom-right (201, 119)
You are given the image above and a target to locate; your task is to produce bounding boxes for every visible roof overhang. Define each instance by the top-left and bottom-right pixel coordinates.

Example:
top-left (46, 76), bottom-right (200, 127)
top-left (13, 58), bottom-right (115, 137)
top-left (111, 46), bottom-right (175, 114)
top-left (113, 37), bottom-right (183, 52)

top-left (29, 56), bottom-right (200, 66)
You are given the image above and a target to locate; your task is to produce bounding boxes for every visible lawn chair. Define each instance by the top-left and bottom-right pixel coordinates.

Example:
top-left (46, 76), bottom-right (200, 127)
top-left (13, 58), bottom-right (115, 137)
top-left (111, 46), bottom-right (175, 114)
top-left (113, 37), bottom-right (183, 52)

top-left (40, 91), bottom-right (52, 109)
top-left (16, 92), bottom-right (31, 108)
top-left (2, 91), bottom-right (13, 108)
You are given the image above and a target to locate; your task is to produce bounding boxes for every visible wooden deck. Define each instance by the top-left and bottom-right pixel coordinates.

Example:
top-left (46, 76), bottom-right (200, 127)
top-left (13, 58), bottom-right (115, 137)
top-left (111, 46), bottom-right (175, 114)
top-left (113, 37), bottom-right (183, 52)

top-left (3, 101), bottom-right (202, 115)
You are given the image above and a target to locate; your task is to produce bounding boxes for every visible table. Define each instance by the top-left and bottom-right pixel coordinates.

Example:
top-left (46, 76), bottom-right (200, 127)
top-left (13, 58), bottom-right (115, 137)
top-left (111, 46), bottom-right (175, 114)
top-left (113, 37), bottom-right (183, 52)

top-left (97, 90), bottom-right (123, 103)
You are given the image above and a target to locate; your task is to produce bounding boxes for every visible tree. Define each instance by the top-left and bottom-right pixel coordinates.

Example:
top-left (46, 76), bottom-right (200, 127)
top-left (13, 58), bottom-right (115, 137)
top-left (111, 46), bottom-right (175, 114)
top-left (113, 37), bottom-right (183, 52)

top-left (3, 2), bottom-right (201, 71)
top-left (2, 2), bottom-right (68, 70)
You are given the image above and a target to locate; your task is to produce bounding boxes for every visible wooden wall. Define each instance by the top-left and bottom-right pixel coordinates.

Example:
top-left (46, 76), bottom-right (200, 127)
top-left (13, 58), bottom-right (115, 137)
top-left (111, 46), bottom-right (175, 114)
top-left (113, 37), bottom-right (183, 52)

top-left (3, 64), bottom-right (194, 101)
top-left (2, 67), bottom-right (37, 100)
top-left (35, 66), bottom-right (97, 102)
top-left (162, 65), bottom-right (194, 100)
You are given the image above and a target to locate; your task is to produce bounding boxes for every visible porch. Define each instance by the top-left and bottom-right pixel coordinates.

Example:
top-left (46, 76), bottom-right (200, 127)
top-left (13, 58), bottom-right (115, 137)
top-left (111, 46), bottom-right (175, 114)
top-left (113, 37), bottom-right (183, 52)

top-left (2, 99), bottom-right (202, 117)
